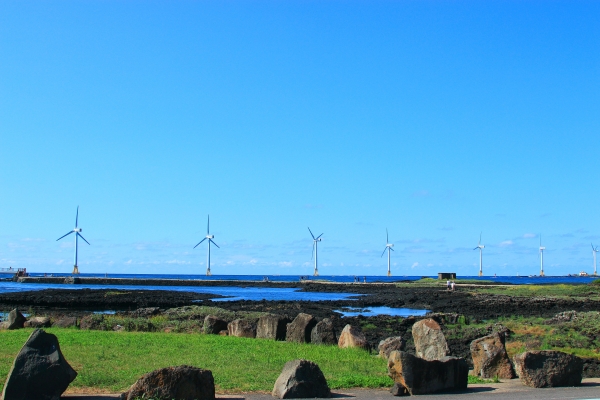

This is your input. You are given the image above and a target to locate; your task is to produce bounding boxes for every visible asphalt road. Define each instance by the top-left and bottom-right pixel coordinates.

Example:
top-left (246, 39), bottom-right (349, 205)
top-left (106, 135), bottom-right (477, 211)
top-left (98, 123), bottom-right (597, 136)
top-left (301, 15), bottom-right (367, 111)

top-left (63, 378), bottom-right (600, 399)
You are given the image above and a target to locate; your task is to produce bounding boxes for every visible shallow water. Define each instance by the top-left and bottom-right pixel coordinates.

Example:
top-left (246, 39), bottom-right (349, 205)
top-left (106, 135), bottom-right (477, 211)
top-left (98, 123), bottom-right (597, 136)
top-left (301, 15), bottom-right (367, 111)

top-left (0, 281), bottom-right (358, 302)
top-left (335, 306), bottom-right (429, 317)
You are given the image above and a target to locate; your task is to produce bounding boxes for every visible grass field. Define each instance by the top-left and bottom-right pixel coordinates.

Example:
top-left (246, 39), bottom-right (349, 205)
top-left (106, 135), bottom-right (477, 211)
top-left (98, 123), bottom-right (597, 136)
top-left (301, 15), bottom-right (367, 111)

top-left (465, 283), bottom-right (600, 300)
top-left (0, 328), bottom-right (393, 394)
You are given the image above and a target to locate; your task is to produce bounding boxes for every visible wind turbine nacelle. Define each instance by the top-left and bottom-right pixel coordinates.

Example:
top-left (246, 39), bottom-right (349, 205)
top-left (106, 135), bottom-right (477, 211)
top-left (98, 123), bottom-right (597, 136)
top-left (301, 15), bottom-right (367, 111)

top-left (387, 244), bottom-right (394, 247)
top-left (75, 228), bottom-right (82, 232)
top-left (540, 247), bottom-right (546, 251)
top-left (479, 245), bottom-right (485, 249)
top-left (317, 238), bottom-right (322, 242)
top-left (207, 235), bottom-right (214, 239)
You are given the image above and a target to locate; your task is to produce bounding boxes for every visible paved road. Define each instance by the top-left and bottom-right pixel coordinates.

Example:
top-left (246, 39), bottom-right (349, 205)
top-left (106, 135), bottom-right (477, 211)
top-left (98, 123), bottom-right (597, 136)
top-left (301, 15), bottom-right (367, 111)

top-left (63, 378), bottom-right (600, 399)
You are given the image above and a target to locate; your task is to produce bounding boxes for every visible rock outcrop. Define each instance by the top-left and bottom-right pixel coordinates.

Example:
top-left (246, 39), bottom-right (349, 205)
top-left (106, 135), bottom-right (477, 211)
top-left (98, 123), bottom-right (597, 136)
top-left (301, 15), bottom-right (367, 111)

top-left (272, 359), bottom-right (331, 399)
top-left (513, 351), bottom-right (583, 388)
top-left (122, 365), bottom-right (215, 400)
top-left (286, 313), bottom-right (317, 343)
top-left (53, 316), bottom-right (78, 328)
top-left (24, 316), bottom-right (51, 328)
top-left (412, 318), bottom-right (450, 361)
top-left (310, 318), bottom-right (337, 345)
top-left (378, 336), bottom-right (406, 359)
top-left (256, 314), bottom-right (289, 340)
top-left (471, 332), bottom-right (516, 379)
top-left (227, 319), bottom-right (256, 338)
top-left (203, 315), bottom-right (228, 335)
top-left (387, 350), bottom-right (468, 395)
top-left (2, 329), bottom-right (77, 400)
top-left (338, 324), bottom-right (368, 350)
top-left (6, 309), bottom-right (26, 330)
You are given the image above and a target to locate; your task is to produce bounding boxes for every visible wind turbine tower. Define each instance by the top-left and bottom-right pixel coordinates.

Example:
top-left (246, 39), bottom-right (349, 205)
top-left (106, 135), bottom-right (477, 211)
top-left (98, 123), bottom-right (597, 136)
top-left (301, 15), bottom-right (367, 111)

top-left (194, 215), bottom-right (220, 276)
top-left (56, 206), bottom-right (90, 275)
top-left (592, 244), bottom-right (598, 276)
top-left (381, 229), bottom-right (394, 277)
top-left (539, 235), bottom-right (546, 277)
top-left (474, 233), bottom-right (485, 277)
top-left (308, 227), bottom-right (323, 276)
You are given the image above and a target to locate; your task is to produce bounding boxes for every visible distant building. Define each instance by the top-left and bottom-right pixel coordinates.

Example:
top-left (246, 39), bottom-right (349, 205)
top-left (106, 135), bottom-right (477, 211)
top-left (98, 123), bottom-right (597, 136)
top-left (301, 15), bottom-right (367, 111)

top-left (438, 272), bottom-right (456, 280)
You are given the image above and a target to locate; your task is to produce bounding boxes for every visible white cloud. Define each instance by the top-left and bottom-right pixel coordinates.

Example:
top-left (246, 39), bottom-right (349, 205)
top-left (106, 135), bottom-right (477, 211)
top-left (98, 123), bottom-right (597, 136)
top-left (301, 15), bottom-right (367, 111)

top-left (500, 240), bottom-right (514, 247)
top-left (411, 262), bottom-right (419, 268)
top-left (523, 233), bottom-right (536, 238)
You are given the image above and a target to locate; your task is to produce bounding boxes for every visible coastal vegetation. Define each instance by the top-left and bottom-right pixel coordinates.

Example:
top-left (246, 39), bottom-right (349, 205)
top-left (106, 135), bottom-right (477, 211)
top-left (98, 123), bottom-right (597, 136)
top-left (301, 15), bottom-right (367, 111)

top-left (0, 328), bottom-right (392, 394)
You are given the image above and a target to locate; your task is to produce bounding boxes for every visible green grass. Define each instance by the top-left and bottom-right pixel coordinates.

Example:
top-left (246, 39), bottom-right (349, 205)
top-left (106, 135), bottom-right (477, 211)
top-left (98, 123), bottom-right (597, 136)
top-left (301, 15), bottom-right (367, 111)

top-left (0, 329), bottom-right (392, 394)
top-left (400, 278), bottom-right (495, 286)
top-left (469, 283), bottom-right (600, 300)
top-left (468, 375), bottom-right (500, 384)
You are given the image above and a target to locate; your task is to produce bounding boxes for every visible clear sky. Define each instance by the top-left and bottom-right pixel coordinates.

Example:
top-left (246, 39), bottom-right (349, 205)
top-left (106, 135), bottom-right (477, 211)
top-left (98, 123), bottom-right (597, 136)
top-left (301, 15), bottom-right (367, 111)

top-left (1, 1), bottom-right (599, 277)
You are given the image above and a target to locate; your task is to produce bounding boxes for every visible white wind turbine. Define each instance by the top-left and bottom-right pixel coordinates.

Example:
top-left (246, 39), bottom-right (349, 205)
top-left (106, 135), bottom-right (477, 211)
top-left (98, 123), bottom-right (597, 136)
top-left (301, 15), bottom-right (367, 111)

top-left (56, 206), bottom-right (90, 275)
top-left (381, 229), bottom-right (394, 277)
top-left (308, 227), bottom-right (323, 276)
top-left (539, 235), bottom-right (546, 277)
top-left (473, 233), bottom-right (484, 277)
top-left (592, 244), bottom-right (598, 276)
top-left (194, 215), bottom-right (219, 276)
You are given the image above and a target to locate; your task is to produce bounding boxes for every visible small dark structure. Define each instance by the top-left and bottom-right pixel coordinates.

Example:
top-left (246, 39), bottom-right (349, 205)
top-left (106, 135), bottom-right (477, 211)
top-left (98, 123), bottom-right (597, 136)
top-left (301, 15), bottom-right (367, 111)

top-left (438, 273), bottom-right (456, 280)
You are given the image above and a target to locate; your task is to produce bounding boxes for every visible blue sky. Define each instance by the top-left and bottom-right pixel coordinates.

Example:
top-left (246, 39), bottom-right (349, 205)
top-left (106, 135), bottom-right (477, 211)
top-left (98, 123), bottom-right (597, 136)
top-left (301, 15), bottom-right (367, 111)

top-left (1, 1), bottom-right (599, 277)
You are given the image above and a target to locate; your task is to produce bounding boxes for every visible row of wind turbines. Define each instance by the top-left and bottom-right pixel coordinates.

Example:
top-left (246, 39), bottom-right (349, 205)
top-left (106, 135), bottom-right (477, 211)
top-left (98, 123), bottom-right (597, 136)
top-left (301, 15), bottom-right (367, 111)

top-left (56, 208), bottom-right (598, 277)
top-left (474, 234), bottom-right (599, 277)
top-left (55, 208), bottom-right (395, 276)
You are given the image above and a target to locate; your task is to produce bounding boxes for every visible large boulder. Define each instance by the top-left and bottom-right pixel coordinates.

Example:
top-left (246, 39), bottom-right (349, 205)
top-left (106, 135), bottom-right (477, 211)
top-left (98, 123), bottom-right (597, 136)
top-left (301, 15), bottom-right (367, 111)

top-left (79, 315), bottom-right (103, 330)
top-left (203, 315), bottom-right (228, 335)
top-left (471, 332), bottom-right (516, 379)
top-left (53, 316), bottom-right (78, 328)
top-left (311, 318), bottom-right (337, 345)
top-left (513, 351), bottom-right (583, 388)
top-left (7, 309), bottom-right (26, 330)
top-left (379, 336), bottom-right (406, 359)
top-left (286, 313), bottom-right (317, 343)
top-left (1, 329), bottom-right (77, 400)
top-left (272, 359), bottom-right (331, 399)
top-left (387, 350), bottom-right (468, 395)
top-left (257, 314), bottom-right (290, 340)
top-left (24, 317), bottom-right (51, 328)
top-left (412, 318), bottom-right (450, 361)
top-left (122, 365), bottom-right (215, 400)
top-left (338, 324), bottom-right (368, 350)
top-left (227, 319), bottom-right (256, 338)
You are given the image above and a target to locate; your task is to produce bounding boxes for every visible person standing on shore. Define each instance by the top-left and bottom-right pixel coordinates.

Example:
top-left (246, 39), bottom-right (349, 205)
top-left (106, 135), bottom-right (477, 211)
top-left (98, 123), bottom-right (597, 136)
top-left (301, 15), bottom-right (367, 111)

top-left (447, 280), bottom-right (451, 290)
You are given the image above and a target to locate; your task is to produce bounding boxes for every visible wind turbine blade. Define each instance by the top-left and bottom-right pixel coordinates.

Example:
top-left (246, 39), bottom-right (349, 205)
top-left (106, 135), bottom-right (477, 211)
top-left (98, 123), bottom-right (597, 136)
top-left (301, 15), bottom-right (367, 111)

top-left (390, 247), bottom-right (394, 251)
top-left (386, 228), bottom-right (389, 243)
top-left (381, 248), bottom-right (387, 257)
top-left (193, 238), bottom-right (207, 248)
top-left (308, 227), bottom-right (315, 240)
top-left (316, 233), bottom-right (323, 240)
top-left (479, 232), bottom-right (482, 245)
top-left (78, 233), bottom-right (91, 245)
top-left (207, 215), bottom-right (210, 234)
top-left (473, 247), bottom-right (479, 250)
top-left (56, 231), bottom-right (74, 241)
top-left (75, 206), bottom-right (79, 227)
top-left (210, 239), bottom-right (220, 249)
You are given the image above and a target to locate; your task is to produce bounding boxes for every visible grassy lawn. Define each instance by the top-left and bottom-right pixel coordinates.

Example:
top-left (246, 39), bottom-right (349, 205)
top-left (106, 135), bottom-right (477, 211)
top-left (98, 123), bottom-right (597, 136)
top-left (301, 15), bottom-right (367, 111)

top-left (0, 328), bottom-right (392, 394)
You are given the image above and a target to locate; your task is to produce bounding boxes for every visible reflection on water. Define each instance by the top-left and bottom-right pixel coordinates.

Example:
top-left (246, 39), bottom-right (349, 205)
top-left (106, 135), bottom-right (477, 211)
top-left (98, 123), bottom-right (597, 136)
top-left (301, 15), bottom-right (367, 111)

top-left (335, 306), bottom-right (428, 317)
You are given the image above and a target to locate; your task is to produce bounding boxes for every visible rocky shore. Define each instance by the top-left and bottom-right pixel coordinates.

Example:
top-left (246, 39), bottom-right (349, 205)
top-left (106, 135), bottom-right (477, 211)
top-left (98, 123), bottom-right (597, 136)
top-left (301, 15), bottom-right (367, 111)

top-left (2, 279), bottom-right (600, 378)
